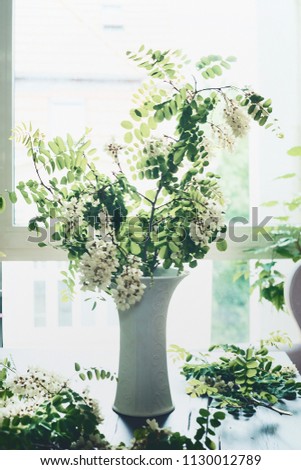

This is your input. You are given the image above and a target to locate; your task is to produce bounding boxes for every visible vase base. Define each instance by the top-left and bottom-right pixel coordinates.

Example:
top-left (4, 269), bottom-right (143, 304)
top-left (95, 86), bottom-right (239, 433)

top-left (112, 404), bottom-right (175, 419)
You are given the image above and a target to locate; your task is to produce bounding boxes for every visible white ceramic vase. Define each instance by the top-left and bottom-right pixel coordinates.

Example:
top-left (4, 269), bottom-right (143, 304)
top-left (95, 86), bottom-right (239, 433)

top-left (113, 267), bottom-right (188, 417)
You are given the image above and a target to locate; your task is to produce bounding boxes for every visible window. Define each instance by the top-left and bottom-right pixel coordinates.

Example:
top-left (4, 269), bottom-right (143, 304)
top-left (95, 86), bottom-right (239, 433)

top-left (1, 0), bottom-right (301, 350)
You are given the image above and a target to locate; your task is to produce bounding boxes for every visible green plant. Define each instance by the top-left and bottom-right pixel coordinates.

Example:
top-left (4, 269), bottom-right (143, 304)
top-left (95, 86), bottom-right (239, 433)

top-left (0, 358), bottom-right (108, 450)
top-left (11, 46), bottom-right (277, 310)
top-left (248, 146), bottom-right (301, 311)
top-left (128, 410), bottom-right (225, 450)
top-left (0, 357), bottom-right (225, 450)
top-left (3, 340), bottom-right (300, 450)
top-left (170, 337), bottom-right (301, 418)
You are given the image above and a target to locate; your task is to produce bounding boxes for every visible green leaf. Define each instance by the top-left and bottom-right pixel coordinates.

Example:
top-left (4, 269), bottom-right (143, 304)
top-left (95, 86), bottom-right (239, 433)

top-left (51, 232), bottom-right (61, 241)
top-left (8, 191), bottom-right (17, 203)
top-left (216, 239), bottom-right (227, 251)
top-left (121, 120), bottom-right (133, 130)
top-left (199, 408), bottom-right (210, 417)
top-left (134, 128), bottom-right (143, 141)
top-left (189, 260), bottom-right (197, 268)
top-left (74, 363), bottom-right (81, 372)
top-left (169, 241), bottom-right (180, 252)
top-left (154, 109), bottom-right (164, 122)
top-left (78, 140), bottom-right (91, 152)
top-left (130, 109), bottom-right (142, 122)
top-left (174, 147), bottom-right (185, 164)
top-left (67, 171), bottom-right (75, 183)
top-left (124, 132), bottom-right (133, 144)
top-left (56, 136), bottom-right (66, 152)
top-left (259, 116), bottom-right (268, 126)
top-left (275, 173), bottom-right (296, 180)
top-left (246, 360), bottom-right (259, 369)
top-left (221, 60), bottom-right (231, 69)
top-left (145, 189), bottom-right (156, 200)
top-left (213, 411), bottom-right (225, 420)
top-left (80, 158), bottom-right (87, 172)
top-left (246, 368), bottom-right (257, 378)
top-left (56, 156), bottom-right (65, 170)
top-left (159, 245), bottom-right (168, 259)
top-left (210, 419), bottom-right (222, 428)
top-left (261, 200), bottom-right (278, 207)
top-left (248, 104), bottom-right (256, 115)
top-left (206, 68), bottom-right (215, 79)
top-left (148, 116), bottom-right (157, 130)
top-left (263, 98), bottom-right (272, 108)
top-left (130, 241), bottom-right (141, 255)
top-left (48, 141), bottom-right (60, 154)
top-left (212, 65), bottom-right (222, 76)
top-left (288, 146), bottom-right (301, 156)
top-left (0, 195), bottom-right (6, 213)
top-left (67, 133), bottom-right (74, 149)
top-left (140, 122), bottom-right (150, 138)
top-left (79, 373), bottom-right (86, 381)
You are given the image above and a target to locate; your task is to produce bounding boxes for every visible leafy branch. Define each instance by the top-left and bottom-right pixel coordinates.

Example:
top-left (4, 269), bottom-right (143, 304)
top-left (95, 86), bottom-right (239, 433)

top-left (74, 362), bottom-right (117, 382)
top-left (173, 339), bottom-right (301, 418)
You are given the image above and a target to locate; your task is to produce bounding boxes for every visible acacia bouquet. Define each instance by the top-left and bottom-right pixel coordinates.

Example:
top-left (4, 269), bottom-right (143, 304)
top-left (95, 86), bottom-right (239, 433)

top-left (12, 47), bottom-right (278, 310)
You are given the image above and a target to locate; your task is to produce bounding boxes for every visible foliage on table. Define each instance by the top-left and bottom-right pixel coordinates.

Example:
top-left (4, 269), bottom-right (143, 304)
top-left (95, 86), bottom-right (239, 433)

top-left (0, 358), bottom-right (108, 450)
top-left (170, 336), bottom-right (301, 418)
top-left (11, 46), bottom-right (277, 310)
top-left (126, 410), bottom-right (225, 450)
top-left (244, 146), bottom-right (301, 312)
top-left (0, 357), bottom-right (225, 450)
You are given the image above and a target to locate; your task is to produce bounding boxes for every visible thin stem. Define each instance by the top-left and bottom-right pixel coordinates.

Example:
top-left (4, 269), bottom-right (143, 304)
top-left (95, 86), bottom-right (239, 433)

top-left (164, 79), bottom-right (181, 93)
top-left (251, 398), bottom-right (292, 416)
top-left (111, 171), bottom-right (153, 205)
top-left (30, 140), bottom-right (54, 196)
top-left (0, 361), bottom-right (16, 375)
top-left (192, 75), bottom-right (198, 95)
top-left (142, 181), bottom-right (163, 264)
top-left (163, 134), bottom-right (178, 143)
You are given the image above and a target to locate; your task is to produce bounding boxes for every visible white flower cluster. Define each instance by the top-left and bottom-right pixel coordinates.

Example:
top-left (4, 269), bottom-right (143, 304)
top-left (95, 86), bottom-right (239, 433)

top-left (144, 418), bottom-right (171, 436)
top-left (58, 192), bottom-right (100, 225)
top-left (0, 367), bottom-right (67, 425)
top-left (209, 98), bottom-right (250, 152)
top-left (190, 202), bottom-right (225, 247)
top-left (71, 432), bottom-right (107, 450)
top-left (0, 366), bottom-right (104, 430)
top-left (211, 124), bottom-right (236, 152)
top-left (0, 397), bottom-right (32, 424)
top-left (79, 239), bottom-right (119, 292)
top-left (201, 136), bottom-right (216, 160)
top-left (104, 141), bottom-right (124, 165)
top-left (280, 365), bottom-right (298, 377)
top-left (7, 366), bottom-right (67, 398)
top-left (224, 103), bottom-right (250, 138)
top-left (59, 196), bottom-right (87, 223)
top-left (112, 256), bottom-right (146, 311)
top-left (143, 137), bottom-right (172, 158)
